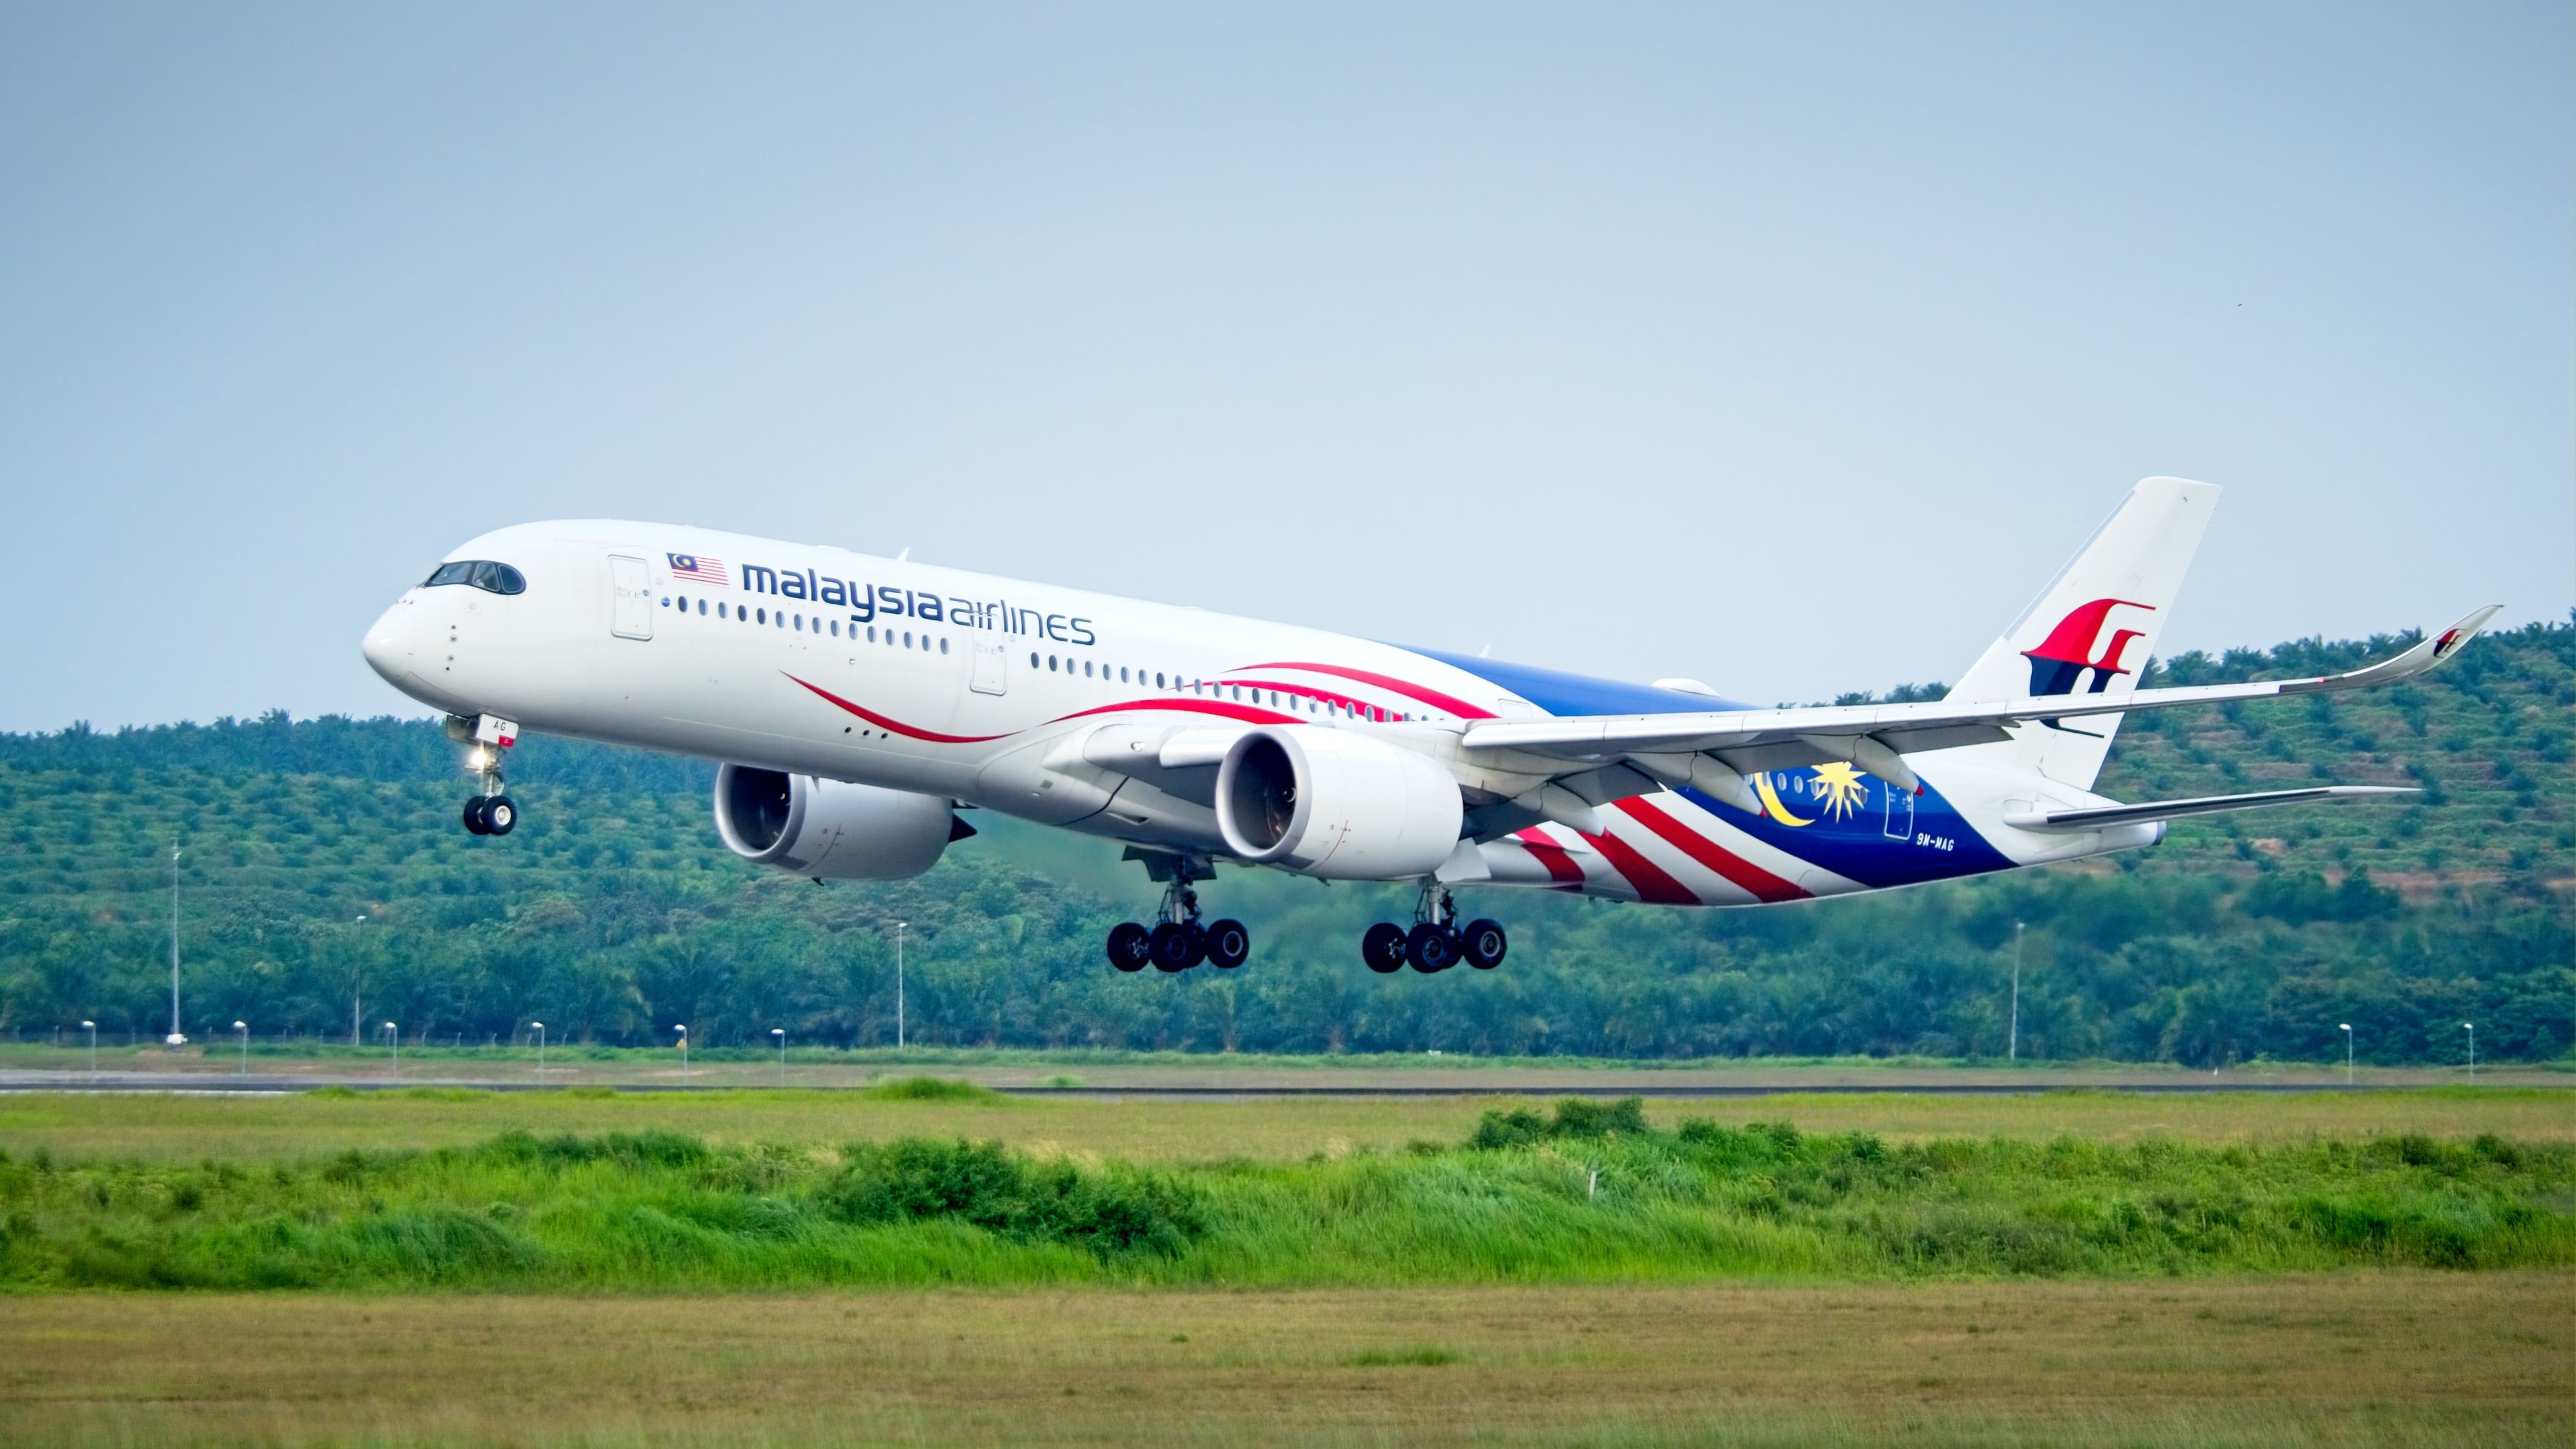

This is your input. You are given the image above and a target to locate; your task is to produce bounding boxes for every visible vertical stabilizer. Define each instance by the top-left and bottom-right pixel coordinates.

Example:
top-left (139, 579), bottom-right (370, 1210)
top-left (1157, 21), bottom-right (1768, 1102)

top-left (1946, 477), bottom-right (2219, 789)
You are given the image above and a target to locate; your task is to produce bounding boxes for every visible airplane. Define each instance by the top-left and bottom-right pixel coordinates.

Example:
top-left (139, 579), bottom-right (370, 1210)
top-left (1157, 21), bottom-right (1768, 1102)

top-left (361, 478), bottom-right (2495, 976)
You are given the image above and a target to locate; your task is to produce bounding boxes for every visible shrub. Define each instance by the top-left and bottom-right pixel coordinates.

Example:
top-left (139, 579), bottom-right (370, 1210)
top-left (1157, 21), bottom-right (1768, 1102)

top-left (821, 1138), bottom-right (1198, 1257)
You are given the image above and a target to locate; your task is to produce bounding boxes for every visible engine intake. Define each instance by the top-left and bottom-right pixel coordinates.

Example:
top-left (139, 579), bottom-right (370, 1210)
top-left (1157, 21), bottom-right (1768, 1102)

top-left (1215, 727), bottom-right (1462, 879)
top-left (713, 765), bottom-right (970, 880)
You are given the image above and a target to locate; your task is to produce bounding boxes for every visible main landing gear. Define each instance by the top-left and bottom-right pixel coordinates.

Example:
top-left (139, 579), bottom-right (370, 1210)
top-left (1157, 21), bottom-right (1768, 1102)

top-left (449, 714), bottom-right (521, 837)
top-left (1105, 853), bottom-right (1249, 973)
top-left (1362, 883), bottom-right (1506, 975)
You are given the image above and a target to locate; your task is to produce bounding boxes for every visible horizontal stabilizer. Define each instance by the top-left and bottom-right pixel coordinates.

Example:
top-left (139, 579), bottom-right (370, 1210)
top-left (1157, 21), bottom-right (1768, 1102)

top-left (2001, 785), bottom-right (2417, 834)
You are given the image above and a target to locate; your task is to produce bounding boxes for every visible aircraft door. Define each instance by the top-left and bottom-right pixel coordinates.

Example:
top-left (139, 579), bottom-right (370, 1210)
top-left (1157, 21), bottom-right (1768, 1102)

top-left (970, 641), bottom-right (1008, 695)
top-left (608, 555), bottom-right (654, 640)
top-left (1881, 780), bottom-right (1914, 840)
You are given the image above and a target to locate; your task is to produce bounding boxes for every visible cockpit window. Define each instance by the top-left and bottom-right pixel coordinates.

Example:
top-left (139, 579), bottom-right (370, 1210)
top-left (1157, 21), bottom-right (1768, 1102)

top-left (423, 560), bottom-right (527, 594)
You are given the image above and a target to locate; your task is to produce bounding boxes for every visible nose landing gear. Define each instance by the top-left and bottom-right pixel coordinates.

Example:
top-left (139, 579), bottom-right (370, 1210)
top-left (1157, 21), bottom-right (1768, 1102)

top-left (448, 714), bottom-right (521, 837)
top-left (1361, 883), bottom-right (1506, 974)
top-left (1104, 852), bottom-right (1249, 973)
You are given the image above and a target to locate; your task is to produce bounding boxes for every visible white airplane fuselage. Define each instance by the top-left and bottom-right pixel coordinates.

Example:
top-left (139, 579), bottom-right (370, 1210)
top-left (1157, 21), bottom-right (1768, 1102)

top-left (363, 519), bottom-right (2146, 914)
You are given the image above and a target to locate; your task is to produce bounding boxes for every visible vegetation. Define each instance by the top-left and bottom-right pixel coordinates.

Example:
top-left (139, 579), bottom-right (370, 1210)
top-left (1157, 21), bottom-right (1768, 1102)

top-left (3, 1097), bottom-right (2567, 1292)
top-left (2, 1275), bottom-right (2561, 1449)
top-left (1, 620), bottom-right (2567, 1064)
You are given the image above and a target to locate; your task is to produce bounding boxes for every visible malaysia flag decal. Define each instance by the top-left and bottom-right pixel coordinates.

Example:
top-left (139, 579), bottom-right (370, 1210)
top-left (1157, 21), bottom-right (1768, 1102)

top-left (668, 553), bottom-right (728, 585)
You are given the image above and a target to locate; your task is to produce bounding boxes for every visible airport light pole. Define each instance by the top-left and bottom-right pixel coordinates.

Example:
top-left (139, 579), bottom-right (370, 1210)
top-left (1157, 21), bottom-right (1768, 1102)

top-left (675, 1025), bottom-right (689, 1084)
top-left (2008, 920), bottom-right (2024, 1064)
top-left (895, 922), bottom-right (907, 1052)
top-left (82, 1020), bottom-right (95, 1078)
top-left (531, 1022), bottom-right (545, 1084)
top-left (2339, 1023), bottom-right (2353, 1086)
top-left (350, 915), bottom-right (368, 1048)
top-left (165, 843), bottom-right (186, 1048)
top-left (2463, 1022), bottom-right (2475, 1081)
top-left (772, 1028), bottom-right (786, 1088)
top-left (384, 1021), bottom-right (398, 1077)
top-left (234, 1021), bottom-right (248, 1076)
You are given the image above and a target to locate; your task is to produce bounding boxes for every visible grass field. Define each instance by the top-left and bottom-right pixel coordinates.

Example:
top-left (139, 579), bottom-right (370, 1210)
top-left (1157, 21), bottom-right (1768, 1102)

top-left (4, 1086), bottom-right (2567, 1445)
top-left (1, 1083), bottom-right (2568, 1167)
top-left (5, 1091), bottom-right (2569, 1291)
top-left (0, 1274), bottom-right (2564, 1447)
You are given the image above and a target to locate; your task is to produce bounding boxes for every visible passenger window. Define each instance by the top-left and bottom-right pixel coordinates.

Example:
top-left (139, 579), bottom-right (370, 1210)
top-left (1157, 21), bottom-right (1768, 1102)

top-left (717, 603), bottom-right (727, 618)
top-left (1084, 660), bottom-right (1093, 677)
top-left (1030, 652), bottom-right (1039, 668)
top-left (1048, 655), bottom-right (1058, 671)
top-left (756, 608), bottom-right (767, 624)
top-left (1155, 673), bottom-right (1164, 688)
top-left (697, 599), bottom-right (706, 615)
top-left (939, 638), bottom-right (948, 654)
top-left (903, 631), bottom-right (913, 648)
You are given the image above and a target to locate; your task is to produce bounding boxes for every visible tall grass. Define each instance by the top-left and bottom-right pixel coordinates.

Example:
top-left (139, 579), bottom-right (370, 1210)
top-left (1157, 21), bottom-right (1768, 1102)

top-left (2, 1100), bottom-right (2566, 1292)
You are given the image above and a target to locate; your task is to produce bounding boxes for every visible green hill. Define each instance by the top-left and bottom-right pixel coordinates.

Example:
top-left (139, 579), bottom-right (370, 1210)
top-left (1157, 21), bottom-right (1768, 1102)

top-left (1, 621), bottom-right (2567, 1065)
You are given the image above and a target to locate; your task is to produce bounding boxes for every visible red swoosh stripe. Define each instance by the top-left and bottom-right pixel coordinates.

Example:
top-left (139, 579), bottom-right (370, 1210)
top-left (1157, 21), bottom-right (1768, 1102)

top-left (1614, 797), bottom-right (1807, 903)
top-left (787, 676), bottom-right (1013, 743)
top-left (1512, 828), bottom-right (1589, 886)
top-left (789, 674), bottom-right (1302, 742)
top-left (1054, 698), bottom-right (1303, 727)
top-left (1238, 661), bottom-right (1497, 719)
top-left (1578, 824), bottom-right (1700, 906)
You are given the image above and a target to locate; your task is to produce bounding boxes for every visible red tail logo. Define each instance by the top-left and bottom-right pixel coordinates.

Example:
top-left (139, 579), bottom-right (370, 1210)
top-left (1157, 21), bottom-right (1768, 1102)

top-left (2022, 598), bottom-right (2154, 697)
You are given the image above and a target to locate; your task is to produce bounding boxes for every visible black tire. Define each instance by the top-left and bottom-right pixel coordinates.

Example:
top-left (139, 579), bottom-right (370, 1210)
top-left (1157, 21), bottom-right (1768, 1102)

top-left (1405, 922), bottom-right (1457, 973)
top-left (462, 797), bottom-right (491, 835)
top-left (1203, 918), bottom-right (1250, 969)
top-left (1150, 921), bottom-right (1202, 972)
top-left (1461, 919), bottom-right (1507, 969)
top-left (1361, 922), bottom-right (1407, 974)
top-left (483, 795), bottom-right (518, 835)
top-left (1106, 922), bottom-right (1152, 972)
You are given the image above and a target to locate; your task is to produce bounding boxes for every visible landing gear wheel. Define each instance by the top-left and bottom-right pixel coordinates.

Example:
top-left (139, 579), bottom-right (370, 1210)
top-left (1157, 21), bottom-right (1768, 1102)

top-left (1361, 922), bottom-right (1407, 974)
top-left (1105, 922), bottom-right (1152, 973)
top-left (1461, 919), bottom-right (1507, 969)
top-left (462, 797), bottom-right (491, 835)
top-left (481, 795), bottom-right (517, 835)
top-left (1405, 922), bottom-right (1458, 973)
top-left (1203, 919), bottom-right (1250, 969)
top-left (1150, 921), bottom-right (1204, 972)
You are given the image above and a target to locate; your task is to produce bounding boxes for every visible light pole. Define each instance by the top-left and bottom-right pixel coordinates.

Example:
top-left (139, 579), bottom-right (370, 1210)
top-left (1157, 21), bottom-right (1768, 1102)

top-left (2008, 920), bottom-right (2024, 1064)
top-left (772, 1028), bottom-right (786, 1088)
top-left (2463, 1022), bottom-right (2476, 1081)
top-left (165, 843), bottom-right (186, 1047)
top-left (531, 1021), bottom-right (545, 1084)
top-left (675, 1025), bottom-right (689, 1084)
top-left (384, 1021), bottom-right (398, 1077)
top-left (234, 1021), bottom-right (248, 1076)
top-left (350, 915), bottom-right (368, 1049)
top-left (2339, 1023), bottom-right (2353, 1086)
top-left (895, 922), bottom-right (908, 1051)
top-left (82, 1020), bottom-right (95, 1078)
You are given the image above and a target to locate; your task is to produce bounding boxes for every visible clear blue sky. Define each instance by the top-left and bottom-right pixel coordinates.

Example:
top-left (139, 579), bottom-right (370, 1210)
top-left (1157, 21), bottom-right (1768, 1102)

top-left (3, 3), bottom-right (2567, 732)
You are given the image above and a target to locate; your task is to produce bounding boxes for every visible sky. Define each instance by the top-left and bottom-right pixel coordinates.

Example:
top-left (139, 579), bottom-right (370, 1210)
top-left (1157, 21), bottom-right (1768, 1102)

top-left (2, 2), bottom-right (2568, 733)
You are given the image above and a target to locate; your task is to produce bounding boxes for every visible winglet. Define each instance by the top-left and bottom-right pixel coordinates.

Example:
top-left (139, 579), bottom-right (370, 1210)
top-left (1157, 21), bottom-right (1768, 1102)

top-left (2319, 606), bottom-right (2501, 690)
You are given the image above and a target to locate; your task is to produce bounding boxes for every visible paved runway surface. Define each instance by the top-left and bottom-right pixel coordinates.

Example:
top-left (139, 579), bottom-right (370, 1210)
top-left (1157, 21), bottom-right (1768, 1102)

top-left (0, 1072), bottom-right (2507, 1097)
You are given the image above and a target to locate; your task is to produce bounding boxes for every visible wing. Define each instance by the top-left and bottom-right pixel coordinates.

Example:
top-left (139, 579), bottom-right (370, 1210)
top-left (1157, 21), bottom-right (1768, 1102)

top-left (1460, 606), bottom-right (2498, 797)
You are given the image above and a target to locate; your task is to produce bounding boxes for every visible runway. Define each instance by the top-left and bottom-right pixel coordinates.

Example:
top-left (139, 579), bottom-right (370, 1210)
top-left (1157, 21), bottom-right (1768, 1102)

top-left (0, 1072), bottom-right (2511, 1098)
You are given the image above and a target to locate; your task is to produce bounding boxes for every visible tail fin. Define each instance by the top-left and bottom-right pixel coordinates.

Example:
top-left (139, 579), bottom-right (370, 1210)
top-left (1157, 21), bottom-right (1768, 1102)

top-left (1947, 476), bottom-right (2219, 789)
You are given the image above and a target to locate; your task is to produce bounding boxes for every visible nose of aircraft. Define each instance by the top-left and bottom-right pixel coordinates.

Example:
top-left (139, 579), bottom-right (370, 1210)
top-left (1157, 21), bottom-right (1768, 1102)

top-left (362, 598), bottom-right (423, 687)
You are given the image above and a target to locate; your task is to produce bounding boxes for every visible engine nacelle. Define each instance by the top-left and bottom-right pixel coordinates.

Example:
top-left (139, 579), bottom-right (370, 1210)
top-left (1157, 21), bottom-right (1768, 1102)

top-left (1215, 726), bottom-right (1463, 879)
top-left (712, 765), bottom-right (969, 880)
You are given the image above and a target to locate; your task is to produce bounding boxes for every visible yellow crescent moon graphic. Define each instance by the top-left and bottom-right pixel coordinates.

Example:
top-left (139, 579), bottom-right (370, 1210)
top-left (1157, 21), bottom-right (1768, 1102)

top-left (1753, 774), bottom-right (1813, 826)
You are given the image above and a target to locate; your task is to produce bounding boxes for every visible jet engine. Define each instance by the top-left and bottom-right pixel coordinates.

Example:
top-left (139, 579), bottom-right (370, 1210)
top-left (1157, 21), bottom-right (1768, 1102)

top-left (712, 765), bottom-right (973, 880)
top-left (1214, 727), bottom-right (1463, 880)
